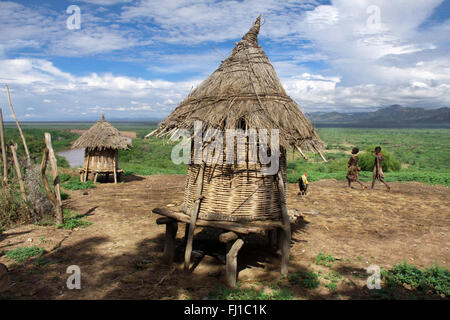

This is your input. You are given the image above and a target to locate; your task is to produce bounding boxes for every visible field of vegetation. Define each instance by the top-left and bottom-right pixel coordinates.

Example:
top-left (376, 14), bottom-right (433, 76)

top-left (118, 127), bottom-right (450, 187)
top-left (3, 125), bottom-right (447, 186)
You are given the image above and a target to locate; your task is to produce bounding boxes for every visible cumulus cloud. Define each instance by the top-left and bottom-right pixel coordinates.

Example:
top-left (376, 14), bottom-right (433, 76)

top-left (0, 0), bottom-right (448, 119)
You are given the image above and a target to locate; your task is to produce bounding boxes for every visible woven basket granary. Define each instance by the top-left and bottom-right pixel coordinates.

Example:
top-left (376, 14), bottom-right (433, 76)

top-left (72, 115), bottom-right (130, 173)
top-left (149, 16), bottom-right (324, 224)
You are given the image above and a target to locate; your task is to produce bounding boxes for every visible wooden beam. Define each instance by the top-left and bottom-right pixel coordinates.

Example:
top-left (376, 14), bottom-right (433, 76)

top-left (277, 171), bottom-right (291, 276)
top-left (295, 146), bottom-right (308, 160)
top-left (153, 207), bottom-right (281, 234)
top-left (44, 133), bottom-right (63, 225)
top-left (226, 238), bottom-right (244, 288)
top-left (5, 85), bottom-right (31, 167)
top-left (219, 232), bottom-right (238, 243)
top-left (0, 108), bottom-right (7, 184)
top-left (184, 162), bottom-right (205, 271)
top-left (10, 144), bottom-right (31, 217)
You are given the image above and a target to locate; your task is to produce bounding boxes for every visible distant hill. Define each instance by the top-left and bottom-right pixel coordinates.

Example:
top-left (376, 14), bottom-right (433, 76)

top-left (307, 105), bottom-right (450, 128)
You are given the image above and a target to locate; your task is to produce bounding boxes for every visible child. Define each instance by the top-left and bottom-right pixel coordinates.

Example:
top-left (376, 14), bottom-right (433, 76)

top-left (371, 146), bottom-right (391, 192)
top-left (346, 147), bottom-right (366, 189)
top-left (298, 172), bottom-right (309, 195)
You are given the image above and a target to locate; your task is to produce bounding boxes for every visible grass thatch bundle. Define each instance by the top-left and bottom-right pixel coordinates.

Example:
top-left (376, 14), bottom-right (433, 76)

top-left (72, 115), bottom-right (130, 151)
top-left (151, 15), bottom-right (324, 152)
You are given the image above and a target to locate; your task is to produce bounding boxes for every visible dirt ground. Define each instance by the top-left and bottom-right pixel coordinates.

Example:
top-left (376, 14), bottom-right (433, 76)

top-left (0, 174), bottom-right (448, 299)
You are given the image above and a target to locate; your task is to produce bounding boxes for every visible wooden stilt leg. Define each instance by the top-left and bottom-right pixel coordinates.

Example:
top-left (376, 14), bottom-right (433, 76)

top-left (184, 163), bottom-right (205, 271)
top-left (94, 173), bottom-right (98, 183)
top-left (163, 222), bottom-right (178, 264)
top-left (113, 158), bottom-right (117, 184)
top-left (277, 171), bottom-right (291, 277)
top-left (184, 223), bottom-right (189, 246)
top-left (226, 238), bottom-right (244, 288)
top-left (268, 229), bottom-right (278, 250)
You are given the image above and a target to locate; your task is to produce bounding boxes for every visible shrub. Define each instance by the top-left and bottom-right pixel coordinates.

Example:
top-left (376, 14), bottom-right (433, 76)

top-left (358, 146), bottom-right (401, 172)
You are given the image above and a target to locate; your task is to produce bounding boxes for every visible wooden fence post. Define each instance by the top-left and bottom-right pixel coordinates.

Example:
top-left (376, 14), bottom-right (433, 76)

top-left (0, 108), bottom-right (7, 185)
top-left (44, 133), bottom-right (63, 224)
top-left (10, 144), bottom-right (31, 217)
top-left (5, 85), bottom-right (31, 167)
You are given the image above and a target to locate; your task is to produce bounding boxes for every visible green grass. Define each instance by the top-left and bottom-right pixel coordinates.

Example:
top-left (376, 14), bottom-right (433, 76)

top-left (314, 253), bottom-right (336, 267)
top-left (62, 179), bottom-right (96, 191)
top-left (209, 283), bottom-right (293, 300)
top-left (380, 262), bottom-right (449, 297)
top-left (288, 271), bottom-right (321, 289)
top-left (5, 246), bottom-right (46, 263)
top-left (56, 209), bottom-right (92, 230)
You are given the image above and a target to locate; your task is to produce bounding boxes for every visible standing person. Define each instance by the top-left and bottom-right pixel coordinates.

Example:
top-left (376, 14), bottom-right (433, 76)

top-left (298, 172), bottom-right (309, 195)
top-left (346, 147), bottom-right (366, 189)
top-left (371, 146), bottom-right (391, 191)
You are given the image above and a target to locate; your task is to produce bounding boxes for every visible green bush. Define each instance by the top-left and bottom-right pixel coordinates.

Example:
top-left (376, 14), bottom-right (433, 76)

top-left (358, 146), bottom-right (401, 172)
top-left (6, 246), bottom-right (46, 262)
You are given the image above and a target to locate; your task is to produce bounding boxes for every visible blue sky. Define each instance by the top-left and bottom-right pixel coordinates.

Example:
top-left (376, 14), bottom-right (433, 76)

top-left (0, 0), bottom-right (449, 121)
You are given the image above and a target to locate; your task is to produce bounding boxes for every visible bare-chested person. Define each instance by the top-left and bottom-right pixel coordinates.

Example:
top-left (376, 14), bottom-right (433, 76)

top-left (371, 146), bottom-right (391, 192)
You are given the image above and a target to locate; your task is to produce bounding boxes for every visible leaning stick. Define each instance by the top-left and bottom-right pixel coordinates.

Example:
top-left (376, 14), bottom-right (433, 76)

top-left (277, 170), bottom-right (291, 276)
top-left (5, 85), bottom-right (31, 167)
top-left (44, 133), bottom-right (63, 224)
top-left (184, 162), bottom-right (205, 271)
top-left (10, 144), bottom-right (31, 216)
top-left (313, 145), bottom-right (327, 162)
top-left (295, 146), bottom-right (308, 160)
top-left (0, 108), bottom-right (7, 184)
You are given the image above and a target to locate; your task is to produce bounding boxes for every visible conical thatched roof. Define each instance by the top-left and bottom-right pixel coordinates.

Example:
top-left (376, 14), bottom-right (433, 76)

top-left (150, 15), bottom-right (323, 151)
top-left (72, 115), bottom-right (131, 150)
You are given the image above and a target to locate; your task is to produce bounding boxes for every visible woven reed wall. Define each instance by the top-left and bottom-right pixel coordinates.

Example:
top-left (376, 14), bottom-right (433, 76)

top-left (83, 148), bottom-right (118, 172)
top-left (183, 142), bottom-right (286, 222)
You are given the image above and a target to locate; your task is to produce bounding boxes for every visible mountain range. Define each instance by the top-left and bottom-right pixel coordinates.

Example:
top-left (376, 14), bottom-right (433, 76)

top-left (306, 105), bottom-right (450, 128)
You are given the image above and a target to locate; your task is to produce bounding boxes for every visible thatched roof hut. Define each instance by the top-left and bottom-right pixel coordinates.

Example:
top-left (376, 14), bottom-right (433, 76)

top-left (151, 16), bottom-right (324, 279)
top-left (150, 15), bottom-right (323, 152)
top-left (72, 115), bottom-right (130, 183)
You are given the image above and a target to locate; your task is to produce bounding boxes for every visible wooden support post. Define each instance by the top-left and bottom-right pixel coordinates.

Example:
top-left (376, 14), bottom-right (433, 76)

top-left (295, 146), bottom-right (308, 160)
top-left (277, 171), bottom-right (291, 276)
top-left (84, 155), bottom-right (90, 183)
top-left (44, 133), bottom-right (63, 225)
top-left (183, 223), bottom-right (189, 246)
top-left (184, 163), bottom-right (205, 271)
top-left (40, 148), bottom-right (57, 206)
top-left (113, 158), bottom-right (117, 184)
top-left (163, 221), bottom-right (178, 264)
top-left (268, 229), bottom-right (278, 250)
top-left (10, 144), bottom-right (30, 216)
top-left (5, 85), bottom-right (31, 167)
top-left (0, 108), bottom-right (7, 184)
top-left (226, 238), bottom-right (244, 288)
top-left (94, 172), bottom-right (98, 183)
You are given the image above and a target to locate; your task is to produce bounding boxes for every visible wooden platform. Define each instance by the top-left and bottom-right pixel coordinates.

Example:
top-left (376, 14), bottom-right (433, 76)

top-left (78, 168), bottom-right (123, 183)
top-left (152, 207), bottom-right (289, 288)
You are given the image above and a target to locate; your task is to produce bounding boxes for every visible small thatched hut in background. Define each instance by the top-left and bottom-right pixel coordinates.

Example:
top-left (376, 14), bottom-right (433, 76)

top-left (151, 16), bottom-right (324, 285)
top-left (72, 115), bottom-right (130, 183)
